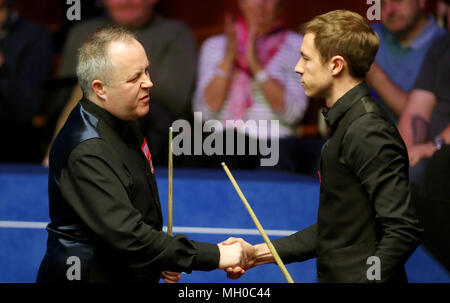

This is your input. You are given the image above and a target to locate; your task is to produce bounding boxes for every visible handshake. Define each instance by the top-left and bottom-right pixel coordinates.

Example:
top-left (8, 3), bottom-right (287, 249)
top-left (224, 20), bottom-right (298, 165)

top-left (161, 237), bottom-right (271, 283)
top-left (217, 237), bottom-right (272, 280)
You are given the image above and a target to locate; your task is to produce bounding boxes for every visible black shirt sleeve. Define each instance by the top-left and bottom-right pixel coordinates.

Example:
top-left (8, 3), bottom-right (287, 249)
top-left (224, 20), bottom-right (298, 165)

top-left (341, 113), bottom-right (423, 281)
top-left (413, 37), bottom-right (439, 94)
top-left (413, 33), bottom-right (450, 98)
top-left (272, 223), bottom-right (318, 264)
top-left (59, 138), bottom-right (219, 273)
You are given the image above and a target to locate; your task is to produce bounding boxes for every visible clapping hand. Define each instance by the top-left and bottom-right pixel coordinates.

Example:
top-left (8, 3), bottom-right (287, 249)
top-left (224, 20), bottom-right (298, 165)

top-left (246, 19), bottom-right (263, 74)
top-left (224, 13), bottom-right (238, 62)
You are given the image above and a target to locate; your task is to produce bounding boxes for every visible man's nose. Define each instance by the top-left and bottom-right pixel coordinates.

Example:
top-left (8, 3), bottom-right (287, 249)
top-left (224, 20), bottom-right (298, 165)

top-left (382, 1), bottom-right (396, 16)
top-left (142, 73), bottom-right (153, 88)
top-left (294, 59), bottom-right (304, 75)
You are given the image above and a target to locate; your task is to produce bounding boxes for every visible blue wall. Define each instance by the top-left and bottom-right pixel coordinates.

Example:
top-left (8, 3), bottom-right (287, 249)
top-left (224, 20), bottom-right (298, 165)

top-left (0, 164), bottom-right (448, 283)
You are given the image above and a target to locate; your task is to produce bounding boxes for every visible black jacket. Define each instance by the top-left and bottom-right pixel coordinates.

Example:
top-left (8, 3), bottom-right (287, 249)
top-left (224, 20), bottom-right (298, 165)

top-left (273, 82), bottom-right (423, 283)
top-left (37, 97), bottom-right (219, 283)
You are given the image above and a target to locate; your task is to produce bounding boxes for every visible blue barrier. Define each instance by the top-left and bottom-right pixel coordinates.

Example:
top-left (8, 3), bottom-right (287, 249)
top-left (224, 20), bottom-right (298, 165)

top-left (0, 164), bottom-right (448, 283)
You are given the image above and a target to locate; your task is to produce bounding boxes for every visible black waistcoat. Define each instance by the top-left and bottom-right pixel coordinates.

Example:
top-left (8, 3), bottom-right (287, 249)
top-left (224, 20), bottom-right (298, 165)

top-left (38, 98), bottom-right (162, 282)
top-left (316, 86), bottom-right (407, 282)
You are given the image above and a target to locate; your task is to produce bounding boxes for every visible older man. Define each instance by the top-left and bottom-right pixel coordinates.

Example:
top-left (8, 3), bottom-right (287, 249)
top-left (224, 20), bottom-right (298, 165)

top-left (367, 0), bottom-right (445, 121)
top-left (36, 27), bottom-right (247, 283)
top-left (43, 0), bottom-right (196, 166)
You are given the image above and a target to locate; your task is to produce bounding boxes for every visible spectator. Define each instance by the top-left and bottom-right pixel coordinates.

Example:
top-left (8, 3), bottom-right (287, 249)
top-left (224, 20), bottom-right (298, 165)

top-left (192, 0), bottom-right (309, 171)
top-left (367, 0), bottom-right (445, 122)
top-left (43, 0), bottom-right (196, 166)
top-left (436, 0), bottom-right (450, 30)
top-left (0, 0), bottom-right (52, 162)
top-left (398, 33), bottom-right (450, 187)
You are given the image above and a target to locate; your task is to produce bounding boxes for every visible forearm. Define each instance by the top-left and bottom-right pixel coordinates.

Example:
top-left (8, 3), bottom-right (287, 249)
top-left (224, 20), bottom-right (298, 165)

top-left (203, 57), bottom-right (234, 111)
top-left (370, 179), bottom-right (423, 281)
top-left (367, 63), bottom-right (408, 116)
top-left (438, 124), bottom-right (450, 143)
top-left (373, 81), bottom-right (407, 116)
top-left (251, 62), bottom-right (285, 114)
top-left (258, 75), bottom-right (286, 114)
top-left (374, 217), bottom-right (423, 281)
top-left (271, 224), bottom-right (318, 263)
top-left (252, 243), bottom-right (275, 266)
top-left (398, 89), bottom-right (437, 151)
top-left (398, 113), bottom-right (416, 150)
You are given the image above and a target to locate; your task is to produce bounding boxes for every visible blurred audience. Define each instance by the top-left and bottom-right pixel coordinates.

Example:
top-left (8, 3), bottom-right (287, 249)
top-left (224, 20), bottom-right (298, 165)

top-left (436, 0), bottom-right (450, 30)
top-left (398, 33), bottom-right (450, 187)
top-left (0, 0), bottom-right (52, 162)
top-left (43, 0), bottom-right (197, 166)
top-left (367, 0), bottom-right (445, 122)
top-left (192, 0), bottom-right (313, 172)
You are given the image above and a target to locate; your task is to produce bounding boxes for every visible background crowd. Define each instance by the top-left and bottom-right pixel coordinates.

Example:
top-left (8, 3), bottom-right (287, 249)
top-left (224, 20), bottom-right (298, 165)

top-left (0, 0), bottom-right (449, 277)
top-left (0, 0), bottom-right (449, 193)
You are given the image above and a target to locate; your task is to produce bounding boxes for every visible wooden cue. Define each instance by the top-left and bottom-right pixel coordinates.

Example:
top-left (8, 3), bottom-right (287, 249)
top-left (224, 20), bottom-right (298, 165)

top-left (168, 127), bottom-right (173, 236)
top-left (221, 162), bottom-right (295, 283)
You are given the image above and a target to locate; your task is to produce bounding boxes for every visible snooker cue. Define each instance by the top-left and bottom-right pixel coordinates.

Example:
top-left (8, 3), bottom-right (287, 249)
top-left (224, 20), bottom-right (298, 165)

top-left (168, 127), bottom-right (173, 236)
top-left (221, 162), bottom-right (294, 283)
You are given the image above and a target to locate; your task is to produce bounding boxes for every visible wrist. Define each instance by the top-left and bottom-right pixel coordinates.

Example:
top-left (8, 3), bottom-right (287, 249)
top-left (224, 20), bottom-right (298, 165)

top-left (249, 60), bottom-right (263, 75)
top-left (423, 142), bottom-right (438, 157)
top-left (215, 66), bottom-right (231, 79)
top-left (222, 55), bottom-right (235, 69)
top-left (254, 69), bottom-right (269, 84)
top-left (433, 135), bottom-right (445, 150)
top-left (217, 244), bottom-right (227, 269)
top-left (253, 243), bottom-right (273, 265)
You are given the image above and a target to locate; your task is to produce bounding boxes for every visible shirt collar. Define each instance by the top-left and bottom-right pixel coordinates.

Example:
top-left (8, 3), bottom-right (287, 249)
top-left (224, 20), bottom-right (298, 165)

top-left (81, 97), bottom-right (129, 137)
top-left (410, 15), bottom-right (441, 50)
top-left (383, 15), bottom-right (440, 51)
top-left (322, 81), bottom-right (370, 128)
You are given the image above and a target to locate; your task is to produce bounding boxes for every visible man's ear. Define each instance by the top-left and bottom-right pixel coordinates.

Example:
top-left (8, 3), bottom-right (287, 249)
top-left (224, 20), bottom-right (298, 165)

top-left (330, 55), bottom-right (345, 76)
top-left (92, 80), bottom-right (106, 100)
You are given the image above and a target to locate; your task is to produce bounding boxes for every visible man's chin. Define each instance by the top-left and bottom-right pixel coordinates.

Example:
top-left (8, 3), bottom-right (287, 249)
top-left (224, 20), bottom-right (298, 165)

top-left (304, 89), bottom-right (316, 99)
top-left (114, 16), bottom-right (152, 29)
top-left (385, 22), bottom-right (410, 36)
top-left (139, 105), bottom-right (150, 117)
